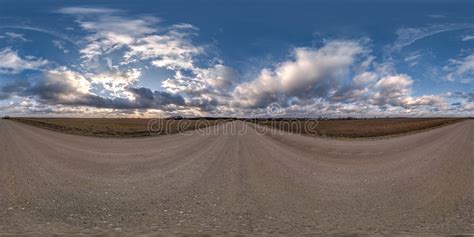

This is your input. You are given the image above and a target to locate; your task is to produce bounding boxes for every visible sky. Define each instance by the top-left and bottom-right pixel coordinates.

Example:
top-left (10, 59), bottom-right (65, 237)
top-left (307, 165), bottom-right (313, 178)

top-left (0, 0), bottom-right (473, 118)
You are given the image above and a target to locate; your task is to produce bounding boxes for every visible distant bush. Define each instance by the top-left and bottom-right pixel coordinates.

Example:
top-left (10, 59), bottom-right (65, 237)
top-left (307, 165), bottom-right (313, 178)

top-left (2, 116), bottom-right (10, 119)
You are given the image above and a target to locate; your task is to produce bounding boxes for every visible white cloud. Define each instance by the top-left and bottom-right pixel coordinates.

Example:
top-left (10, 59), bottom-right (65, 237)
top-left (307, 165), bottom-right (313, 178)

top-left (427, 14), bottom-right (445, 19)
top-left (353, 71), bottom-right (377, 86)
top-left (60, 6), bottom-right (204, 78)
top-left (461, 102), bottom-right (474, 111)
top-left (374, 74), bottom-right (412, 92)
top-left (388, 24), bottom-right (474, 54)
top-left (88, 69), bottom-right (141, 99)
top-left (57, 7), bottom-right (120, 15)
top-left (58, 7), bottom-right (231, 114)
top-left (0, 67), bottom-right (185, 112)
top-left (0, 26), bottom-right (80, 48)
top-left (461, 35), bottom-right (474, 41)
top-left (161, 64), bottom-right (238, 112)
top-left (454, 55), bottom-right (474, 75)
top-left (163, 64), bottom-right (237, 94)
top-left (128, 32), bottom-right (203, 70)
top-left (3, 32), bottom-right (28, 42)
top-left (7, 7), bottom-right (459, 117)
top-left (40, 69), bottom-right (93, 103)
top-left (404, 95), bottom-right (448, 109)
top-left (404, 51), bottom-right (422, 67)
top-left (197, 65), bottom-right (237, 91)
top-left (233, 41), bottom-right (365, 108)
top-left (62, 9), bottom-right (160, 63)
top-left (52, 40), bottom-right (69, 54)
top-left (0, 48), bottom-right (48, 74)
top-left (229, 41), bottom-right (452, 116)
top-left (369, 74), bottom-right (413, 107)
top-left (445, 54), bottom-right (474, 82)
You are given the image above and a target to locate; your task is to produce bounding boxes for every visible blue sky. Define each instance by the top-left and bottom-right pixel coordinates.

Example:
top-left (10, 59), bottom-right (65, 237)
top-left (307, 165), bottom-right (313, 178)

top-left (0, 0), bottom-right (473, 117)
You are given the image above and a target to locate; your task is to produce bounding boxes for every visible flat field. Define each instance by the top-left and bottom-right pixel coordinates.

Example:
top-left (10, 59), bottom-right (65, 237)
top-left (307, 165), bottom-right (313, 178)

top-left (10, 117), bottom-right (230, 137)
top-left (253, 117), bottom-right (464, 138)
top-left (9, 117), bottom-right (466, 138)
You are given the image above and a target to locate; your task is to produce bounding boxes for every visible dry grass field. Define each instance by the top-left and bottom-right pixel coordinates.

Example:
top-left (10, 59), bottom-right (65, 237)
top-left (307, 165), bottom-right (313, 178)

top-left (10, 117), bottom-right (230, 137)
top-left (252, 118), bottom-right (465, 138)
top-left (8, 117), bottom-right (466, 138)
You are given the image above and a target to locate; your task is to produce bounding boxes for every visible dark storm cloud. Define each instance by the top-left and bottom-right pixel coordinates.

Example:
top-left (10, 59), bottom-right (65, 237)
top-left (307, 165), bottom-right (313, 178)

top-left (0, 75), bottom-right (185, 110)
top-left (127, 87), bottom-right (185, 108)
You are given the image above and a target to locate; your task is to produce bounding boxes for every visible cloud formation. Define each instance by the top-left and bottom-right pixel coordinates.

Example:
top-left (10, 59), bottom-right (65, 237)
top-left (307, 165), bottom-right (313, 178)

top-left (55, 6), bottom-right (222, 113)
top-left (445, 54), bottom-right (474, 82)
top-left (233, 41), bottom-right (365, 108)
top-left (0, 7), bottom-right (472, 117)
top-left (389, 24), bottom-right (474, 54)
top-left (0, 32), bottom-right (28, 42)
top-left (461, 35), bottom-right (474, 41)
top-left (0, 68), bottom-right (185, 110)
top-left (371, 75), bottom-right (413, 107)
top-left (0, 48), bottom-right (48, 74)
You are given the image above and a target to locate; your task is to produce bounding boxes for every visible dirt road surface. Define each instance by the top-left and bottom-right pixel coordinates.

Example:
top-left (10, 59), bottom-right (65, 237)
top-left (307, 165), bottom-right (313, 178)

top-left (0, 119), bottom-right (472, 235)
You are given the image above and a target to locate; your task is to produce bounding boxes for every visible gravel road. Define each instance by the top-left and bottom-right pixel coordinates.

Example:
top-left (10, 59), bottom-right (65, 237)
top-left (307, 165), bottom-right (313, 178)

top-left (0, 119), bottom-right (472, 235)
